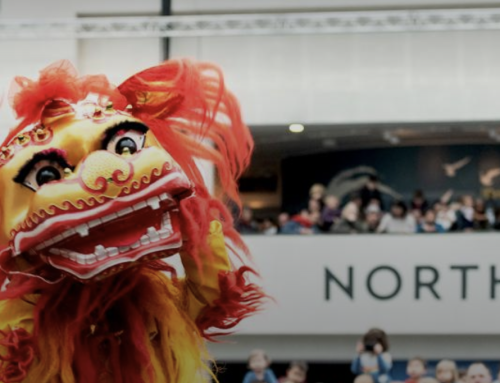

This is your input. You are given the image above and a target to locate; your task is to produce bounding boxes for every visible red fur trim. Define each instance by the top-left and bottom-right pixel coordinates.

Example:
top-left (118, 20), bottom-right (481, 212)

top-left (0, 328), bottom-right (35, 383)
top-left (118, 61), bottom-right (254, 271)
top-left (196, 266), bottom-right (265, 341)
top-left (179, 190), bottom-right (248, 268)
top-left (118, 59), bottom-right (253, 207)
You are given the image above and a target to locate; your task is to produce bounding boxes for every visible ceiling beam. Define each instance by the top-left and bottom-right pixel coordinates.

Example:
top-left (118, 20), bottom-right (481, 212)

top-left (2, 8), bottom-right (500, 39)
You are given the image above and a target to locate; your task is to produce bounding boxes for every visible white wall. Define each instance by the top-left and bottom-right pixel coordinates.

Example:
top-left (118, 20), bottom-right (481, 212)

top-left (77, 38), bottom-right (163, 84)
top-left (169, 30), bottom-right (500, 125)
top-left (209, 334), bottom-right (500, 361)
top-left (75, 0), bottom-right (161, 15)
top-left (1, 0), bottom-right (74, 17)
top-left (0, 0), bottom-right (80, 136)
top-left (2, 0), bottom-right (161, 17)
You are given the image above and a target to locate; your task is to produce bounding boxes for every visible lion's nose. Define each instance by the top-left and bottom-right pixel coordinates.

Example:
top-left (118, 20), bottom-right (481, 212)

top-left (79, 151), bottom-right (133, 197)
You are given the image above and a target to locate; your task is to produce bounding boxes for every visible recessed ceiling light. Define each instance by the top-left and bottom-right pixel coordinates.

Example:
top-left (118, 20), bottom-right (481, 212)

top-left (289, 123), bottom-right (305, 133)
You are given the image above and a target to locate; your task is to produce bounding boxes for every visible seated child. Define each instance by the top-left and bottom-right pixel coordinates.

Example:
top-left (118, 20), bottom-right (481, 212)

top-left (242, 349), bottom-right (278, 383)
top-left (351, 328), bottom-right (392, 383)
top-left (436, 360), bottom-right (459, 383)
top-left (355, 375), bottom-right (375, 383)
top-left (406, 357), bottom-right (427, 383)
top-left (279, 361), bottom-right (308, 383)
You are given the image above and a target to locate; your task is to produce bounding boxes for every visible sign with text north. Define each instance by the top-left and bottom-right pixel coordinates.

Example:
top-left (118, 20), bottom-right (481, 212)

top-left (237, 234), bottom-right (500, 335)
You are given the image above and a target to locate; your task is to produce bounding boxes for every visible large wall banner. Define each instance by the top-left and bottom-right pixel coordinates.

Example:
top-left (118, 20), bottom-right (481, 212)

top-left (236, 234), bottom-right (500, 335)
top-left (282, 144), bottom-right (500, 212)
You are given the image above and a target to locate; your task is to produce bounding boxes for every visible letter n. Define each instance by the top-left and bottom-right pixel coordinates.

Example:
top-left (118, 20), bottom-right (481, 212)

top-left (325, 267), bottom-right (353, 301)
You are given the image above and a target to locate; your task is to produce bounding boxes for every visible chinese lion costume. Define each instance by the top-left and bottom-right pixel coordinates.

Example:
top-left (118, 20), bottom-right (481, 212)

top-left (0, 60), bottom-right (263, 383)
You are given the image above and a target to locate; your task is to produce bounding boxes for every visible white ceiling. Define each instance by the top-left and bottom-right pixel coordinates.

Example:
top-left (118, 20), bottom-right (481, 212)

top-left (247, 122), bottom-right (500, 176)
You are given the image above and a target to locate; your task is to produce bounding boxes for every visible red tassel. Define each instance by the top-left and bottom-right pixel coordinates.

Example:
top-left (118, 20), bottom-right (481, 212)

top-left (0, 328), bottom-right (35, 383)
top-left (5, 60), bottom-right (127, 144)
top-left (196, 266), bottom-right (265, 341)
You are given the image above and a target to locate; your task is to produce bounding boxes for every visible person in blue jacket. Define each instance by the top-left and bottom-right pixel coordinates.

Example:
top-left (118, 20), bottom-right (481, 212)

top-left (351, 328), bottom-right (393, 383)
top-left (243, 349), bottom-right (279, 383)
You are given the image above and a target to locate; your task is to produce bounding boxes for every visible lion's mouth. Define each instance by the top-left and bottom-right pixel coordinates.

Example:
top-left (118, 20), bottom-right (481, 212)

top-left (10, 165), bottom-right (193, 280)
top-left (38, 193), bottom-right (182, 280)
top-left (46, 210), bottom-right (173, 262)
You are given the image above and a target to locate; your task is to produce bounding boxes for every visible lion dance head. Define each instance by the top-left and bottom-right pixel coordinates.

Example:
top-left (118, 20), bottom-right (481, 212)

top-left (0, 60), bottom-right (263, 383)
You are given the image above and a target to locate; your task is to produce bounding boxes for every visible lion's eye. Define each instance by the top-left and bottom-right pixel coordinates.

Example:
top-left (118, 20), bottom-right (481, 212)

top-left (107, 130), bottom-right (146, 155)
top-left (34, 164), bottom-right (63, 186)
top-left (13, 150), bottom-right (71, 192)
top-left (102, 122), bottom-right (149, 156)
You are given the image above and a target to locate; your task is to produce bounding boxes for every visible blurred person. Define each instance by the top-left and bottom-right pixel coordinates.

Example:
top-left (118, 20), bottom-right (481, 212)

top-left (457, 369), bottom-right (467, 383)
top-left (281, 210), bottom-right (320, 235)
top-left (259, 218), bottom-right (278, 235)
top-left (308, 211), bottom-right (321, 234)
top-left (377, 201), bottom-right (416, 234)
top-left (308, 198), bottom-right (322, 214)
top-left (365, 204), bottom-right (382, 233)
top-left (493, 208), bottom-right (500, 231)
top-left (367, 198), bottom-right (382, 209)
top-left (467, 363), bottom-right (492, 383)
top-left (411, 208), bottom-right (423, 225)
top-left (349, 192), bottom-right (363, 209)
top-left (405, 357), bottom-right (427, 383)
top-left (436, 360), bottom-right (459, 383)
top-left (279, 361), bottom-right (308, 383)
top-left (242, 349), bottom-right (278, 383)
top-left (320, 195), bottom-right (341, 231)
top-left (487, 200), bottom-right (496, 225)
top-left (434, 201), bottom-right (456, 231)
top-left (236, 206), bottom-right (258, 234)
top-left (417, 209), bottom-right (445, 233)
top-left (420, 379), bottom-right (440, 383)
top-left (309, 183), bottom-right (326, 202)
top-left (332, 201), bottom-right (366, 234)
top-left (455, 195), bottom-right (475, 231)
top-left (440, 189), bottom-right (454, 204)
top-left (278, 212), bottom-right (290, 233)
top-left (351, 328), bottom-right (392, 383)
top-left (360, 175), bottom-right (383, 210)
top-left (448, 201), bottom-right (463, 231)
top-left (473, 199), bottom-right (491, 231)
top-left (411, 189), bottom-right (429, 214)
top-left (355, 375), bottom-right (375, 383)
top-left (365, 198), bottom-right (383, 218)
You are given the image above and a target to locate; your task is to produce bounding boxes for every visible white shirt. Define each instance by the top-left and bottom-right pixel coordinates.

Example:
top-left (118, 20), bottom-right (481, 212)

top-left (377, 214), bottom-right (416, 234)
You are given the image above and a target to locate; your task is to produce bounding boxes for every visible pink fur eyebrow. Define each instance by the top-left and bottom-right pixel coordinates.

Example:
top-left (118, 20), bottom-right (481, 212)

top-left (39, 148), bottom-right (68, 160)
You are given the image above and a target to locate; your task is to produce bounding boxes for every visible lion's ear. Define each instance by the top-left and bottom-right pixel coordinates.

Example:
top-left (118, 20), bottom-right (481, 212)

top-left (40, 100), bottom-right (74, 126)
top-left (8, 60), bottom-right (79, 120)
top-left (118, 59), bottom-right (253, 205)
top-left (118, 62), bottom-right (185, 119)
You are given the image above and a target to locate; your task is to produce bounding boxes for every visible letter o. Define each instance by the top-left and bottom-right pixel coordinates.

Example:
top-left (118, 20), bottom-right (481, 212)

top-left (366, 266), bottom-right (402, 300)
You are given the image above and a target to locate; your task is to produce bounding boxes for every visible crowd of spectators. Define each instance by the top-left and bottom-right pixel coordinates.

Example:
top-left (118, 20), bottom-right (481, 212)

top-left (236, 176), bottom-right (500, 235)
top-left (350, 328), bottom-right (496, 383)
top-left (242, 349), bottom-right (308, 383)
top-left (240, 329), bottom-right (499, 383)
